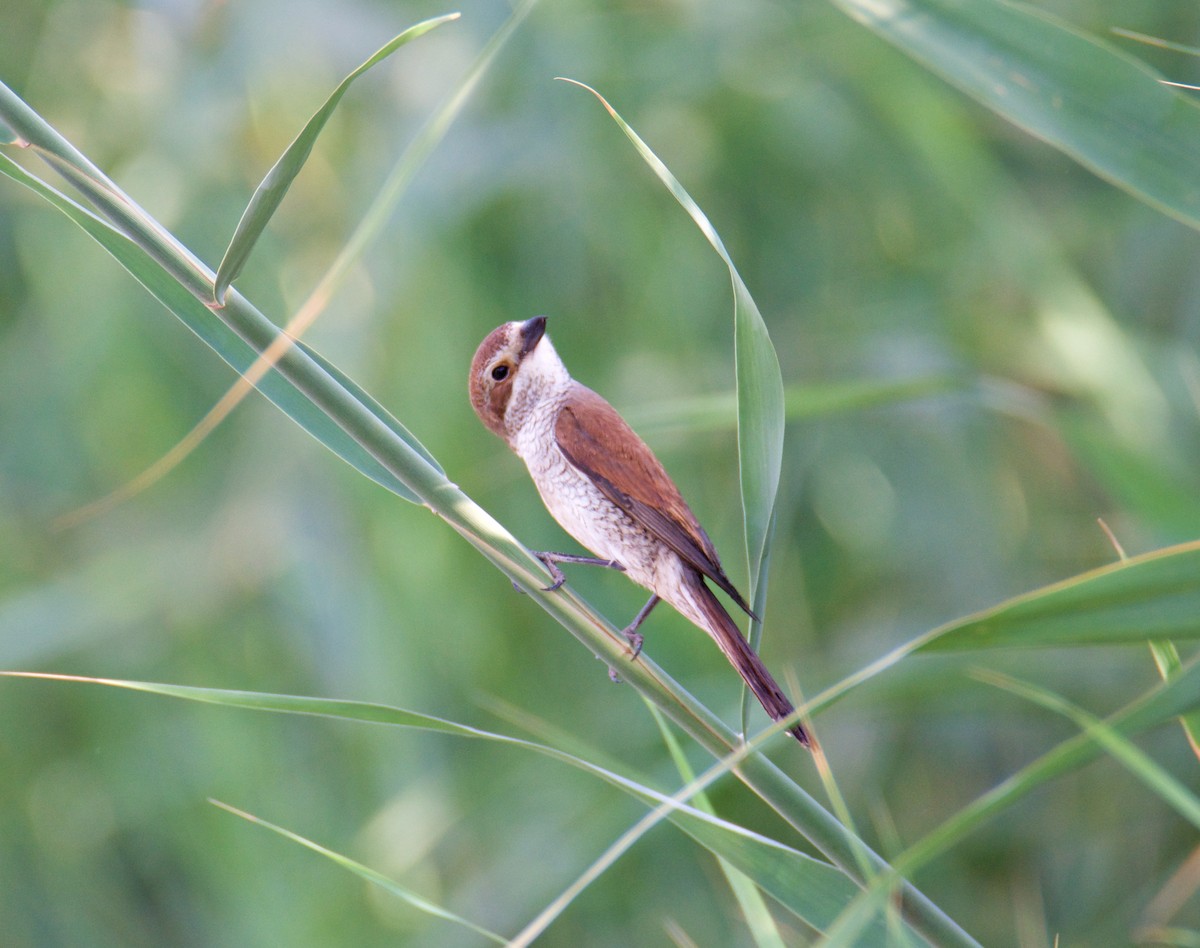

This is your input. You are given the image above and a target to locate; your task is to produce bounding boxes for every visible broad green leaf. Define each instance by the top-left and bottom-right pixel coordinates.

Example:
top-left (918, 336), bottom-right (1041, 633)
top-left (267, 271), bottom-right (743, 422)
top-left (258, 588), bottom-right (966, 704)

top-left (918, 540), bottom-right (1200, 650)
top-left (210, 801), bottom-right (507, 943)
top-left (1, 672), bottom-right (902, 940)
top-left (213, 14), bottom-right (459, 303)
top-left (0, 152), bottom-right (436, 502)
top-left (829, 0), bottom-right (1200, 229)
top-left (733, 273), bottom-right (787, 600)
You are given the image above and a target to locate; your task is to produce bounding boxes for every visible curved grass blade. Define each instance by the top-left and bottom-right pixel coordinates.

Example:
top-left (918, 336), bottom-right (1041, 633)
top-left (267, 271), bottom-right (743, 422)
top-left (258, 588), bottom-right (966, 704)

top-left (509, 711), bottom-right (921, 947)
top-left (1148, 640), bottom-right (1200, 760)
top-left (820, 651), bottom-right (1200, 945)
top-left (978, 671), bottom-right (1200, 829)
top-left (557, 79), bottom-right (785, 604)
top-left (209, 800), bottom-right (506, 943)
top-left (560, 79), bottom-right (789, 748)
top-left (1111, 28), bottom-right (1200, 59)
top-left (2, 672), bottom-right (895, 940)
top-left (52, 0), bottom-right (533, 523)
top-left (650, 706), bottom-right (786, 948)
top-left (213, 14), bottom-right (459, 304)
top-left (917, 539), bottom-right (1200, 651)
top-left (0, 152), bottom-right (431, 502)
top-left (829, 0), bottom-right (1200, 230)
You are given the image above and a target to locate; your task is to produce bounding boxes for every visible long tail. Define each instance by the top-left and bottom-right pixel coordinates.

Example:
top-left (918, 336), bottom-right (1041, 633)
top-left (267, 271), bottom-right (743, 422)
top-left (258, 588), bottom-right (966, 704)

top-left (682, 570), bottom-right (810, 747)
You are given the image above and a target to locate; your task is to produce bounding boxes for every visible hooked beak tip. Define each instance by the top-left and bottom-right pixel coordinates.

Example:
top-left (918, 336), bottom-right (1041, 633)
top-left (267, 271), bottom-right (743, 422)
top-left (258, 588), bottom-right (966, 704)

top-left (519, 316), bottom-right (548, 356)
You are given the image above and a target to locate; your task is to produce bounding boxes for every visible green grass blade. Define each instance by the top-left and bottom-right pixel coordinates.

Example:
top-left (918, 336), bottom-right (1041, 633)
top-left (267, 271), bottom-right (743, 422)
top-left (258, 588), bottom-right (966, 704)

top-left (560, 79), bottom-right (789, 745)
top-left (650, 706), bottom-right (786, 948)
top-left (213, 14), bottom-right (459, 303)
top-left (209, 800), bottom-right (507, 943)
top-left (510, 713), bottom-right (920, 946)
top-left (558, 79), bottom-right (785, 602)
top-left (733, 274), bottom-right (786, 601)
top-left (1147, 640), bottom-right (1200, 756)
top-left (307, 0), bottom-right (537, 328)
top-left (916, 539), bottom-right (1200, 650)
top-left (3, 672), bottom-right (896, 940)
top-left (1111, 28), bottom-right (1200, 59)
top-left (829, 0), bottom-right (1200, 229)
top-left (978, 672), bottom-right (1200, 829)
top-left (820, 653), bottom-right (1200, 943)
top-left (921, 652), bottom-right (1200, 857)
top-left (294, 339), bottom-right (443, 475)
top-left (0, 152), bottom-right (432, 502)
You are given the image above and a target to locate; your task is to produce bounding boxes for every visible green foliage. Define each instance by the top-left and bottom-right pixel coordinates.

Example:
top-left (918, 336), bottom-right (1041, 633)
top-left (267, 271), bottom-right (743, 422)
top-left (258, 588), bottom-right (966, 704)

top-left (2, 0), bottom-right (1200, 946)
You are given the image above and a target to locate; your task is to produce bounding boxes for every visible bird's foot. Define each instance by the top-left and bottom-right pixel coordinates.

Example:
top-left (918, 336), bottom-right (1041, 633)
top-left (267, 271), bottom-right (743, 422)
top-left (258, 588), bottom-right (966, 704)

top-left (622, 628), bottom-right (645, 660)
top-left (511, 551), bottom-right (625, 594)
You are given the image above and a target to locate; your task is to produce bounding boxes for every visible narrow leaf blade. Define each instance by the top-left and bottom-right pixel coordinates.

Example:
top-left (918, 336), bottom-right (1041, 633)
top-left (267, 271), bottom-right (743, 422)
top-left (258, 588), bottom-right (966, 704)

top-left (559, 79), bottom-right (785, 598)
top-left (4, 672), bottom-right (891, 936)
top-left (918, 540), bottom-right (1200, 650)
top-left (0, 153), bottom-right (430, 501)
top-left (980, 672), bottom-right (1200, 829)
top-left (210, 801), bottom-right (507, 943)
top-left (213, 14), bottom-right (460, 302)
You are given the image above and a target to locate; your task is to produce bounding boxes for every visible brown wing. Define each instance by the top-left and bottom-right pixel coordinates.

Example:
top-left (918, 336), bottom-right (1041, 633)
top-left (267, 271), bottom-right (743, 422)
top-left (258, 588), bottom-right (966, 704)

top-left (555, 386), bottom-right (754, 617)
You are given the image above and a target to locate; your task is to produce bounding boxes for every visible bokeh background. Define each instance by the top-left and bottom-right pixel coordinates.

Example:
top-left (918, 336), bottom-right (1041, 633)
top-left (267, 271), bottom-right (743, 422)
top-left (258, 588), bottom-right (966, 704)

top-left (2, 0), bottom-right (1199, 944)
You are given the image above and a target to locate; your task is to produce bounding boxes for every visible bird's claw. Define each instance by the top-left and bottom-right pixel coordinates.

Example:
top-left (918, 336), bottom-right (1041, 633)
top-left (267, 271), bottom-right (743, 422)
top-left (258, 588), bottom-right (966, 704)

top-left (511, 554), bottom-right (567, 594)
top-left (535, 555), bottom-right (568, 591)
top-left (623, 628), bottom-right (644, 660)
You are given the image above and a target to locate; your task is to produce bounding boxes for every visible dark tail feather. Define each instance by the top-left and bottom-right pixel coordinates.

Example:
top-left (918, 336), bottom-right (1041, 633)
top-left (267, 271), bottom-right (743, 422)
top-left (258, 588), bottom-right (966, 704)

top-left (685, 571), bottom-right (810, 748)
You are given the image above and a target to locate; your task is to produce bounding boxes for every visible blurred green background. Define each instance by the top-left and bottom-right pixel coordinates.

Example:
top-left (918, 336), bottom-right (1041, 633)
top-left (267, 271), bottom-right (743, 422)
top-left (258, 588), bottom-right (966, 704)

top-left (2, 0), bottom-right (1200, 944)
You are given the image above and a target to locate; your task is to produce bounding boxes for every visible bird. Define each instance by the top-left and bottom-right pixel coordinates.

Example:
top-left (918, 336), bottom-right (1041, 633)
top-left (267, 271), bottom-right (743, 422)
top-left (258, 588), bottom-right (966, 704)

top-left (468, 315), bottom-right (809, 747)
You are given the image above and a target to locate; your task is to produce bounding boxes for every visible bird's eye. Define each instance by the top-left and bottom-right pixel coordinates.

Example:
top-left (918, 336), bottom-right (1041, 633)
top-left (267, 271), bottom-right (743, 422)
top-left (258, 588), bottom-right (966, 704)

top-left (491, 364), bottom-right (510, 382)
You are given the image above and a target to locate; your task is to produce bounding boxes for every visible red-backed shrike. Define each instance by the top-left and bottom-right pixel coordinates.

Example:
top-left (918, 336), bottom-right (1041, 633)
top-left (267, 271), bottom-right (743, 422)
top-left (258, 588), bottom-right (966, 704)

top-left (469, 316), bottom-right (808, 747)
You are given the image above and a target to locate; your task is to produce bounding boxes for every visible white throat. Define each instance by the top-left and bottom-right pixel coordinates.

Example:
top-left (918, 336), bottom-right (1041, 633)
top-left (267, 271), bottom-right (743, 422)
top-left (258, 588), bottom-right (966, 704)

top-left (505, 335), bottom-right (573, 449)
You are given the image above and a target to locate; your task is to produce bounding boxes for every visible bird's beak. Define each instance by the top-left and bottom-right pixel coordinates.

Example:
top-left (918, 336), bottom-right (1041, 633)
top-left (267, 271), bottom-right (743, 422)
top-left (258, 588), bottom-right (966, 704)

top-left (519, 316), bottom-right (547, 357)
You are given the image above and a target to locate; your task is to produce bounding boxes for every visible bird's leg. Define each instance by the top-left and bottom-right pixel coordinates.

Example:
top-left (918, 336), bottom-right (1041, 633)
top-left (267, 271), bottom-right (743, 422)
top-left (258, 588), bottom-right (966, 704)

top-left (607, 594), bottom-right (660, 682)
top-left (621, 594), bottom-right (659, 658)
top-left (511, 551), bottom-right (626, 593)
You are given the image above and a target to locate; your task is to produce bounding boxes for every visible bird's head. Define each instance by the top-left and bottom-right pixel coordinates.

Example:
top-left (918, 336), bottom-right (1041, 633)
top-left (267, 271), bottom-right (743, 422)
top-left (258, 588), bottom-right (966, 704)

top-left (469, 316), bottom-right (569, 443)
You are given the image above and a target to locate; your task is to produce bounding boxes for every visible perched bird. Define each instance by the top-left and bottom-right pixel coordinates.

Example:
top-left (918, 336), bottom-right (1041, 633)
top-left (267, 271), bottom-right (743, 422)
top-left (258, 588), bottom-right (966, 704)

top-left (469, 316), bottom-right (808, 747)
